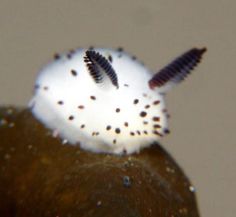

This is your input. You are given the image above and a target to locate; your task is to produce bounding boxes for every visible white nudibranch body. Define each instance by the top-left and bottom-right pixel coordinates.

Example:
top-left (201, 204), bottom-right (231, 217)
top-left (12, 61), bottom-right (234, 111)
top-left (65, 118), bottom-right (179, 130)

top-left (29, 47), bottom-right (206, 154)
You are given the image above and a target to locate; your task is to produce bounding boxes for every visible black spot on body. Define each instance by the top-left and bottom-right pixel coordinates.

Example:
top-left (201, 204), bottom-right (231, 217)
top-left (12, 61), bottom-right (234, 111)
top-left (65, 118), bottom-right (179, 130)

top-left (81, 124), bottom-right (85, 129)
top-left (132, 56), bottom-right (137, 60)
top-left (143, 121), bottom-right (148, 125)
top-left (124, 84), bottom-right (129, 87)
top-left (67, 53), bottom-right (72, 59)
top-left (71, 69), bottom-right (77, 76)
top-left (90, 96), bottom-right (96, 100)
top-left (115, 128), bottom-right (121, 134)
top-left (136, 130), bottom-right (141, 135)
top-left (34, 84), bottom-right (40, 90)
top-left (130, 132), bottom-right (135, 136)
top-left (153, 117), bottom-right (160, 122)
top-left (78, 105), bottom-right (85, 109)
top-left (153, 124), bottom-right (161, 129)
top-left (43, 86), bottom-right (49, 91)
top-left (106, 125), bottom-right (111, 131)
top-left (133, 99), bottom-right (139, 104)
top-left (69, 49), bottom-right (75, 55)
top-left (153, 131), bottom-right (163, 137)
top-left (113, 139), bottom-right (117, 144)
top-left (153, 100), bottom-right (160, 105)
top-left (163, 108), bottom-right (168, 113)
top-left (117, 47), bottom-right (123, 52)
top-left (58, 101), bottom-right (64, 105)
top-left (140, 111), bottom-right (147, 117)
top-left (116, 108), bottom-right (120, 113)
top-left (68, 115), bottom-right (74, 121)
top-left (54, 53), bottom-right (60, 60)
top-left (145, 105), bottom-right (150, 109)
top-left (108, 55), bottom-right (113, 62)
top-left (124, 122), bottom-right (128, 127)
top-left (117, 48), bottom-right (123, 58)
top-left (92, 132), bottom-right (99, 136)
top-left (164, 129), bottom-right (170, 134)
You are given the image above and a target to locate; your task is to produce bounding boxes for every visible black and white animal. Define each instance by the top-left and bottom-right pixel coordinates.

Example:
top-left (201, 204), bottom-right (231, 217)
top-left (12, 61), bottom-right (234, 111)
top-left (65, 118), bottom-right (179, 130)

top-left (30, 47), bottom-right (206, 154)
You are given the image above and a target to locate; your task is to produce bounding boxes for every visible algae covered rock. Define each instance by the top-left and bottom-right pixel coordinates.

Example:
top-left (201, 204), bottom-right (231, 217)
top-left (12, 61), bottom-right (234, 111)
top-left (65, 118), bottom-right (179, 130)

top-left (0, 107), bottom-right (200, 217)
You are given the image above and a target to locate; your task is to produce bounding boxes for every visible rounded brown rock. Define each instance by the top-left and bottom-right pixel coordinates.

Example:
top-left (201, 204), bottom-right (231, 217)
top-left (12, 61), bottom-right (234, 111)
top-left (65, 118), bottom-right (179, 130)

top-left (0, 107), bottom-right (200, 217)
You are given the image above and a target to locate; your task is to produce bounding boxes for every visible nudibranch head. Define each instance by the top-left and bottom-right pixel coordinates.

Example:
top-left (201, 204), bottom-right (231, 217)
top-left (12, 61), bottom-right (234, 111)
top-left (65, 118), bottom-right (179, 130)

top-left (29, 47), bottom-right (206, 154)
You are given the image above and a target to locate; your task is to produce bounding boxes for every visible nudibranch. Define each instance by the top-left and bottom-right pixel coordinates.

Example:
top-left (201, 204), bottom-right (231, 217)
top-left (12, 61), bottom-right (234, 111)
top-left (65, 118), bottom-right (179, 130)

top-left (29, 47), bottom-right (206, 154)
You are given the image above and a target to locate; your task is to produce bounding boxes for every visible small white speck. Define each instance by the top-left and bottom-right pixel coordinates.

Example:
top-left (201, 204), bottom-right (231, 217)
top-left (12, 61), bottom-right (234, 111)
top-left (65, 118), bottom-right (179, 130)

top-left (62, 139), bottom-right (68, 145)
top-left (8, 122), bottom-right (15, 128)
top-left (179, 207), bottom-right (188, 214)
top-left (97, 201), bottom-right (102, 207)
top-left (0, 119), bottom-right (7, 126)
top-left (189, 185), bottom-right (195, 192)
top-left (166, 167), bottom-right (175, 173)
top-left (128, 156), bottom-right (133, 162)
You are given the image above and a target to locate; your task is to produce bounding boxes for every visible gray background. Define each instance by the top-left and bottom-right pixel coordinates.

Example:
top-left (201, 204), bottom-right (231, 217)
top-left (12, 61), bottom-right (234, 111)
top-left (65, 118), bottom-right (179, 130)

top-left (0, 0), bottom-right (235, 216)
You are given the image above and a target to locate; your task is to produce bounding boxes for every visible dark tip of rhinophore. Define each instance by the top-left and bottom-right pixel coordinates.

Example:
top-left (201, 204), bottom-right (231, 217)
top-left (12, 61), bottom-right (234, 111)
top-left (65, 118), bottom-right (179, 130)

top-left (117, 47), bottom-right (124, 52)
top-left (54, 53), bottom-right (60, 60)
top-left (200, 47), bottom-right (207, 53)
top-left (194, 47), bottom-right (207, 56)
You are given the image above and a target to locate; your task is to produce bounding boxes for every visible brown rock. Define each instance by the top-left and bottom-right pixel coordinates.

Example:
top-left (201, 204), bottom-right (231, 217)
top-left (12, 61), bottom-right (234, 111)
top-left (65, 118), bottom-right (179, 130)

top-left (0, 107), bottom-right (200, 217)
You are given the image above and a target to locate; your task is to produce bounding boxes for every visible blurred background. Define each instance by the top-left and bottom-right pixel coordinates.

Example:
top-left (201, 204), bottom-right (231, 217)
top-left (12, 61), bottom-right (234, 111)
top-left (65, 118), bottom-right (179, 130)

top-left (0, 0), bottom-right (235, 216)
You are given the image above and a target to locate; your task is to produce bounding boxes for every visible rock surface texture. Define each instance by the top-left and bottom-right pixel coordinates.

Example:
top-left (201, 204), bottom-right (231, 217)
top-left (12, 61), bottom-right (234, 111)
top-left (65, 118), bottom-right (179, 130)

top-left (0, 107), bottom-right (200, 217)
